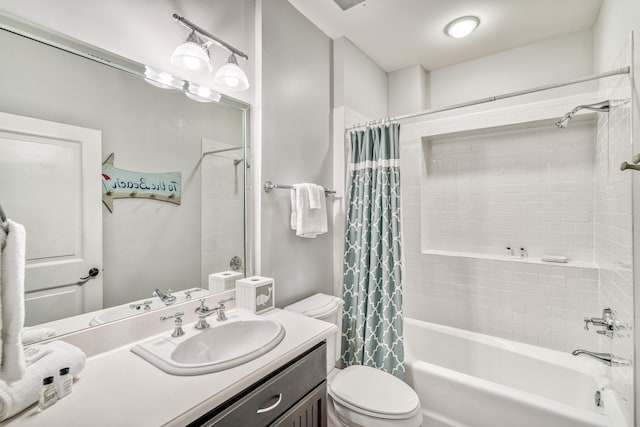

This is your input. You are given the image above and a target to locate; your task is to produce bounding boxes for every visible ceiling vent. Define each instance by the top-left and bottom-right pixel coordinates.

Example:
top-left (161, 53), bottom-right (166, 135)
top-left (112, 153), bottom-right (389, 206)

top-left (333, 0), bottom-right (366, 11)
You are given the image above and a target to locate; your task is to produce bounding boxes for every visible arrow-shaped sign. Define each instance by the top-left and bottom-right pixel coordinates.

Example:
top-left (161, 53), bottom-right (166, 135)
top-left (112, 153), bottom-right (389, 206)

top-left (101, 153), bottom-right (181, 213)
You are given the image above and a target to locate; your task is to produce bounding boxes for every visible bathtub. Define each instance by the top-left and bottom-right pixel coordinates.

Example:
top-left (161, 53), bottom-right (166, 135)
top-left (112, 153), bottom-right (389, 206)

top-left (404, 318), bottom-right (626, 427)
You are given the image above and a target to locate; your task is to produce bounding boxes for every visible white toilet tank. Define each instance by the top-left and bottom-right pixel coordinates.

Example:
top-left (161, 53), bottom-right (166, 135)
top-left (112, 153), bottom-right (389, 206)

top-left (284, 293), bottom-right (343, 373)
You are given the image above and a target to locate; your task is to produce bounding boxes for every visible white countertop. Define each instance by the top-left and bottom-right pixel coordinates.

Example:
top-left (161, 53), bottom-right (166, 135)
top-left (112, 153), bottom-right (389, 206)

top-left (2, 309), bottom-right (336, 427)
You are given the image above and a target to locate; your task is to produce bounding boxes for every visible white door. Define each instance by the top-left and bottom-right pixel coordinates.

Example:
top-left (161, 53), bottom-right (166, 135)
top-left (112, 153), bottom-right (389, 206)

top-left (0, 112), bottom-right (102, 325)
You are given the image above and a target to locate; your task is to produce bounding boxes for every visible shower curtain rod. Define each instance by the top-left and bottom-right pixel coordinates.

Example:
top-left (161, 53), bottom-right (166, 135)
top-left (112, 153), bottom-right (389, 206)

top-left (346, 66), bottom-right (631, 132)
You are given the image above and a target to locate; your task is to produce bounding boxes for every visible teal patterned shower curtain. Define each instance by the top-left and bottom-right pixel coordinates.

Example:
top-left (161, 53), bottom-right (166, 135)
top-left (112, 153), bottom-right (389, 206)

top-left (340, 123), bottom-right (404, 379)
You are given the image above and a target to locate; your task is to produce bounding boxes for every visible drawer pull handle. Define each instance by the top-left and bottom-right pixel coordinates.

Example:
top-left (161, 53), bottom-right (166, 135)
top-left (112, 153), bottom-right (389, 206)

top-left (256, 393), bottom-right (283, 414)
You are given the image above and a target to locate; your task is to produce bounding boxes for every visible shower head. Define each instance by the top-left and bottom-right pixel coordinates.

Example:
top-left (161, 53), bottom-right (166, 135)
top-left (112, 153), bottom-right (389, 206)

top-left (555, 100), bottom-right (610, 128)
top-left (555, 113), bottom-right (572, 128)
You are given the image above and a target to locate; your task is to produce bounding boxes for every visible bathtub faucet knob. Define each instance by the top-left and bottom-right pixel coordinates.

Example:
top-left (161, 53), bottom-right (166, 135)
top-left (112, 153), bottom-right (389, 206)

top-left (583, 308), bottom-right (616, 337)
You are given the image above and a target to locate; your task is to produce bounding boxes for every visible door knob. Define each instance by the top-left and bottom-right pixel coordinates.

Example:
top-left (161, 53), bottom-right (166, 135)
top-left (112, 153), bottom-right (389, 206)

top-left (621, 153), bottom-right (640, 171)
top-left (80, 268), bottom-right (100, 280)
top-left (620, 161), bottom-right (640, 172)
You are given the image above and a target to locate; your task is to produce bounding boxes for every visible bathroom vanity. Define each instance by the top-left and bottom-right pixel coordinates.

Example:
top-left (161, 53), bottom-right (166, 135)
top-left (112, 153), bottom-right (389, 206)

top-left (190, 342), bottom-right (327, 426)
top-left (0, 308), bottom-right (335, 427)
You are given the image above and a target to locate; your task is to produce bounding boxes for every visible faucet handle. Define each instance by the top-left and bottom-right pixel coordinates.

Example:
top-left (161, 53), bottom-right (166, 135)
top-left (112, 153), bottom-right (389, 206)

top-left (159, 312), bottom-right (185, 337)
top-left (583, 317), bottom-right (592, 330)
top-left (197, 298), bottom-right (209, 311)
top-left (160, 311), bottom-right (184, 322)
top-left (217, 296), bottom-right (236, 307)
top-left (183, 288), bottom-right (203, 299)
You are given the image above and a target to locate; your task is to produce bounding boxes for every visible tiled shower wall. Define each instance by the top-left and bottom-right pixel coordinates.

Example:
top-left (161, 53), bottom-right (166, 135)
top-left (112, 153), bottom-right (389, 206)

top-left (401, 96), bottom-right (610, 354)
top-left (403, 146), bottom-right (600, 352)
top-left (595, 39), bottom-right (634, 424)
top-left (423, 120), bottom-right (596, 261)
top-left (201, 149), bottom-right (245, 287)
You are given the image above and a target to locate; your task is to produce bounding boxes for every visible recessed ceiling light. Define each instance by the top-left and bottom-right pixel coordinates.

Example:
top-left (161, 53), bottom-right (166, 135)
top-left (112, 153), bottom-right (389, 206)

top-left (445, 16), bottom-right (480, 39)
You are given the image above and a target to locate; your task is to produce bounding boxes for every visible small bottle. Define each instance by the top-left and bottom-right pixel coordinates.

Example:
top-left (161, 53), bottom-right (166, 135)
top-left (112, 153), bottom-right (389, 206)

top-left (38, 376), bottom-right (58, 410)
top-left (520, 248), bottom-right (528, 258)
top-left (57, 367), bottom-right (73, 399)
top-left (506, 247), bottom-right (513, 257)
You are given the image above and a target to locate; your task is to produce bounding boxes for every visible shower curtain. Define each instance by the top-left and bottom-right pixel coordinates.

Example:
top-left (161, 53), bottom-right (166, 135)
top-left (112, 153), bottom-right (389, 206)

top-left (340, 123), bottom-right (405, 379)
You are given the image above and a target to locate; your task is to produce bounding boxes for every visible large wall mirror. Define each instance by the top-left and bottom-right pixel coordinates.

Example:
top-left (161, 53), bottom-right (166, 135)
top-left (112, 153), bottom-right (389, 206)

top-left (0, 14), bottom-right (251, 343)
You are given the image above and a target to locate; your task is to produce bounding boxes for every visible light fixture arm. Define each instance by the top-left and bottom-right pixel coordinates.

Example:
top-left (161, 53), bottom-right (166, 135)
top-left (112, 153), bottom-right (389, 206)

top-left (172, 14), bottom-right (249, 61)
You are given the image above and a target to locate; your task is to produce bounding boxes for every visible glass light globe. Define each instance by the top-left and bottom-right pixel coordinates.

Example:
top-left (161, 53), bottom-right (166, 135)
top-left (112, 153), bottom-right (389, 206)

top-left (170, 42), bottom-right (212, 74)
top-left (214, 55), bottom-right (249, 91)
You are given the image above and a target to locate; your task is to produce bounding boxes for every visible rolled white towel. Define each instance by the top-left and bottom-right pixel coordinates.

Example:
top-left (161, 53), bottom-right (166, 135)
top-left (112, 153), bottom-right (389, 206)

top-left (0, 341), bottom-right (86, 421)
top-left (0, 220), bottom-right (27, 382)
top-left (21, 328), bottom-right (57, 346)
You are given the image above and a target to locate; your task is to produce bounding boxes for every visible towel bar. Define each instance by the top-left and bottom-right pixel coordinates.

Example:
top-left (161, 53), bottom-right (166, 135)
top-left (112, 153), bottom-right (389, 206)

top-left (263, 180), bottom-right (336, 196)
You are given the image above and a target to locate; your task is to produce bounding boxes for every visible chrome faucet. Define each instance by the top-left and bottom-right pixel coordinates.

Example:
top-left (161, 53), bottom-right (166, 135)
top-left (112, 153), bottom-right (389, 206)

top-left (571, 349), bottom-right (631, 366)
top-left (153, 288), bottom-right (177, 305)
top-left (194, 297), bottom-right (235, 329)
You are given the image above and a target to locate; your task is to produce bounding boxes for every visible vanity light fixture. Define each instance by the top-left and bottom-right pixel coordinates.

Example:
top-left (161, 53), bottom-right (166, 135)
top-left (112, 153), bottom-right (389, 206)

top-left (144, 66), bottom-right (184, 90)
top-left (171, 14), bottom-right (250, 91)
top-left (445, 16), bottom-right (480, 39)
top-left (185, 83), bottom-right (222, 103)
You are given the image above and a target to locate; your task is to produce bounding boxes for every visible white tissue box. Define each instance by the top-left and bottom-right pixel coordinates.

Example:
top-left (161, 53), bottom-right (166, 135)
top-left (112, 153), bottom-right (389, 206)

top-left (235, 276), bottom-right (275, 314)
top-left (208, 271), bottom-right (244, 293)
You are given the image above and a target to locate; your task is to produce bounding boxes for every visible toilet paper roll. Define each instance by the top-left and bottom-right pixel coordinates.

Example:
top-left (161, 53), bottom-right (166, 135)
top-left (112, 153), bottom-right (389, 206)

top-left (208, 271), bottom-right (244, 293)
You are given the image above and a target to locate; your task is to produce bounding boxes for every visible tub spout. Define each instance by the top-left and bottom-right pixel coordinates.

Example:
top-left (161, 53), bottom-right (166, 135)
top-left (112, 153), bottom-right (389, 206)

top-left (571, 349), bottom-right (631, 366)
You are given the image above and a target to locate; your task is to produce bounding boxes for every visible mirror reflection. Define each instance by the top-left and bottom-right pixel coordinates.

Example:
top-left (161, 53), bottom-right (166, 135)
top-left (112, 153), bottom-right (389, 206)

top-left (0, 23), bottom-right (248, 342)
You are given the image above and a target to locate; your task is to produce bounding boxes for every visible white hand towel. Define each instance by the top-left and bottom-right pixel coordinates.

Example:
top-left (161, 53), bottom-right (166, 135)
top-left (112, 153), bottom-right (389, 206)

top-left (0, 340), bottom-right (86, 421)
top-left (307, 183), bottom-right (323, 210)
top-left (0, 220), bottom-right (26, 383)
top-left (290, 188), bottom-right (298, 231)
top-left (292, 184), bottom-right (327, 238)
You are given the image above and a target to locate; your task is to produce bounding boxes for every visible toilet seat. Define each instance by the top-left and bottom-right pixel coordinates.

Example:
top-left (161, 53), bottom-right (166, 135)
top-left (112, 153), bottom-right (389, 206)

top-left (328, 365), bottom-right (421, 422)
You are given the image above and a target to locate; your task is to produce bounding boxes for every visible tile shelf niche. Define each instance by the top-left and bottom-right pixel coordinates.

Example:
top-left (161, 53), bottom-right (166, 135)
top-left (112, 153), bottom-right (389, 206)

top-left (422, 249), bottom-right (598, 270)
top-left (420, 112), bottom-right (598, 268)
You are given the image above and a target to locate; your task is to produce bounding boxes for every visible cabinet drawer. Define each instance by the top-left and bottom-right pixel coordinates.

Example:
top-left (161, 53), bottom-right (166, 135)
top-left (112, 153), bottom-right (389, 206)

top-left (192, 342), bottom-right (326, 427)
top-left (271, 382), bottom-right (327, 427)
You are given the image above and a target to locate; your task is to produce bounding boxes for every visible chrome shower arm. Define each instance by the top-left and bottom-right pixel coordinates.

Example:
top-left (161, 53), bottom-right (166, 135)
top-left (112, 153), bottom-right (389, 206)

top-left (572, 100), bottom-right (610, 114)
top-left (556, 100), bottom-right (611, 128)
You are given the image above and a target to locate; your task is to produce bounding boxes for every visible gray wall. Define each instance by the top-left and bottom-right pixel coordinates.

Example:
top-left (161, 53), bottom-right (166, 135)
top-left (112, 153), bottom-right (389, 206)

top-left (334, 37), bottom-right (388, 119)
top-left (260, 0), bottom-right (333, 307)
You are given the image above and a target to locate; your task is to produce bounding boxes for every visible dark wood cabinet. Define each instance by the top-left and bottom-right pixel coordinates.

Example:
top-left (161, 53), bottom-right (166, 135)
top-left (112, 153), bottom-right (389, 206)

top-left (271, 382), bottom-right (326, 427)
top-left (187, 341), bottom-right (327, 427)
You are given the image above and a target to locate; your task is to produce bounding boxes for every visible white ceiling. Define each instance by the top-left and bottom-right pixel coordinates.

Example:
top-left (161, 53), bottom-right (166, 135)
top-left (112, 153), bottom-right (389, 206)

top-left (287, 0), bottom-right (603, 72)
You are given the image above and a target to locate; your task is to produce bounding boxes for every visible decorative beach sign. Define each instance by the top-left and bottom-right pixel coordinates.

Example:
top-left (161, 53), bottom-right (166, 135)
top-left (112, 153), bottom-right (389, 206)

top-left (101, 153), bottom-right (181, 213)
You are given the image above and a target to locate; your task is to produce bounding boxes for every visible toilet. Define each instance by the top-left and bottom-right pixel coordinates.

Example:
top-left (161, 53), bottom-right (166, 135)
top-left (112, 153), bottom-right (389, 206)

top-left (285, 293), bottom-right (423, 427)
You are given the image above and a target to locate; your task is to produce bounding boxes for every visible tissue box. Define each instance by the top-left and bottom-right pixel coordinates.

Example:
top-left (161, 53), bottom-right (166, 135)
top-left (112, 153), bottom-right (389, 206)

top-left (236, 276), bottom-right (275, 314)
top-left (208, 271), bottom-right (244, 293)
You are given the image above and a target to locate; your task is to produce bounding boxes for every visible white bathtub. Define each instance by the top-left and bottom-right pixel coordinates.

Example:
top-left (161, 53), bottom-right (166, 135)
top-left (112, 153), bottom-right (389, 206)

top-left (404, 318), bottom-right (626, 427)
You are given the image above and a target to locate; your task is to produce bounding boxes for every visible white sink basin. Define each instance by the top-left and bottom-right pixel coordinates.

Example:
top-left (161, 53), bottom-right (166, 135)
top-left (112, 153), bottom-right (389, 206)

top-left (131, 311), bottom-right (285, 375)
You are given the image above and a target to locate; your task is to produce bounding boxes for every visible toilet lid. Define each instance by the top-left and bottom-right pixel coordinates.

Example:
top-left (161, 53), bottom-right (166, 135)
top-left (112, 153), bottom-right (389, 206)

top-left (328, 365), bottom-right (420, 419)
top-left (284, 293), bottom-right (343, 318)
